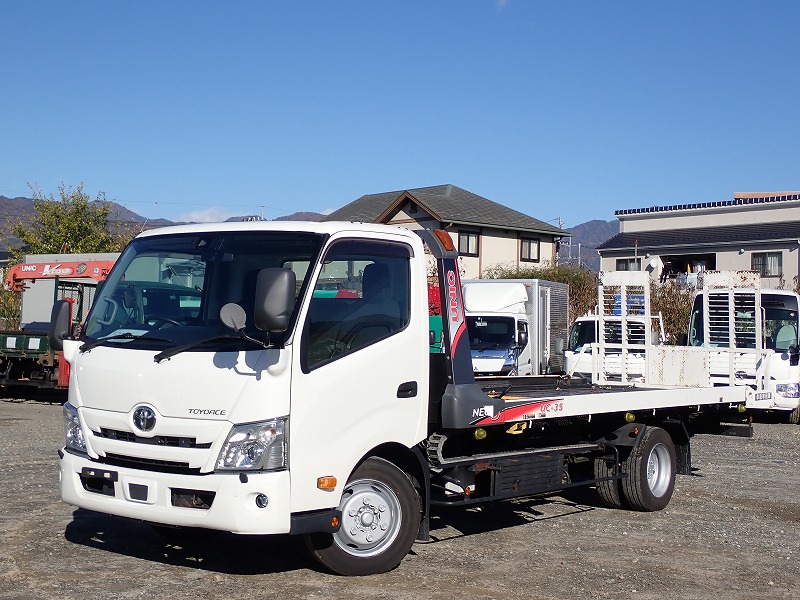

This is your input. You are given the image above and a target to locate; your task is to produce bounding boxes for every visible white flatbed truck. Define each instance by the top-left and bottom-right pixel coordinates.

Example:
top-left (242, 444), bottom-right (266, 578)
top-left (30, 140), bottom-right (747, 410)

top-left (50, 222), bottom-right (761, 575)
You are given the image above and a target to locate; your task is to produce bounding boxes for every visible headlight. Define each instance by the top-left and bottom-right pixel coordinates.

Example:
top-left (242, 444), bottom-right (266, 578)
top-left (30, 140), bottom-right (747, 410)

top-left (63, 402), bottom-right (87, 454)
top-left (216, 418), bottom-right (287, 471)
top-left (776, 383), bottom-right (800, 398)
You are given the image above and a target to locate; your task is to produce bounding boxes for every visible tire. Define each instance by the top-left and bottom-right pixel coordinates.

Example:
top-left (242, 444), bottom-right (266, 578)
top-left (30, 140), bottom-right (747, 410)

top-left (594, 455), bottom-right (625, 509)
top-left (304, 457), bottom-right (421, 576)
top-left (621, 427), bottom-right (676, 511)
top-left (787, 406), bottom-right (800, 425)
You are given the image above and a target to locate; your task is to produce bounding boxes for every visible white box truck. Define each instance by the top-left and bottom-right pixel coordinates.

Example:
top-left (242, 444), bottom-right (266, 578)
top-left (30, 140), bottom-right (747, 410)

top-left (50, 222), bottom-right (768, 576)
top-left (462, 279), bottom-right (568, 376)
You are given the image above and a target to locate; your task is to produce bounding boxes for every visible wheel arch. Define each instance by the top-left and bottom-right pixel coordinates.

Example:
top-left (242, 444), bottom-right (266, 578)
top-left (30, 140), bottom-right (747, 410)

top-left (350, 442), bottom-right (430, 542)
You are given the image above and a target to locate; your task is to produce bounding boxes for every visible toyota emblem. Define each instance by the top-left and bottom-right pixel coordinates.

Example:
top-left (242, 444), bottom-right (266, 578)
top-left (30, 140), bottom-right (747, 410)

top-left (132, 406), bottom-right (156, 432)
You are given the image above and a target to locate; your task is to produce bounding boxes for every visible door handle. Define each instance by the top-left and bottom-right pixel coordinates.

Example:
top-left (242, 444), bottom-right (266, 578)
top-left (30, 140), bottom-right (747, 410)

top-left (396, 381), bottom-right (418, 398)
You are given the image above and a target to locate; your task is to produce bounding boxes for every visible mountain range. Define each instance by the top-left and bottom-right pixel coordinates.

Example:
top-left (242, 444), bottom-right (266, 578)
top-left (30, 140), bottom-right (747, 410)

top-left (0, 195), bottom-right (617, 269)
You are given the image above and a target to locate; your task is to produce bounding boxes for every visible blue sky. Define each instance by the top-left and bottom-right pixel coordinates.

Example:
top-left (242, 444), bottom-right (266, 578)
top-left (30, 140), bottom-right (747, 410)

top-left (2, 1), bottom-right (798, 228)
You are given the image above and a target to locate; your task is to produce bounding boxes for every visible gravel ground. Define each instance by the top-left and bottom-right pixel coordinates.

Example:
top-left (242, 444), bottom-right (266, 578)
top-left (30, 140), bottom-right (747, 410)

top-left (0, 391), bottom-right (798, 600)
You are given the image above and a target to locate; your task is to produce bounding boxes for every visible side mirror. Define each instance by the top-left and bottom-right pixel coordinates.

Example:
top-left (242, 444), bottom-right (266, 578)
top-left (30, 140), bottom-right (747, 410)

top-left (517, 330), bottom-right (529, 350)
top-left (254, 268), bottom-right (296, 333)
top-left (554, 338), bottom-right (565, 355)
top-left (789, 345), bottom-right (799, 367)
top-left (49, 300), bottom-right (72, 351)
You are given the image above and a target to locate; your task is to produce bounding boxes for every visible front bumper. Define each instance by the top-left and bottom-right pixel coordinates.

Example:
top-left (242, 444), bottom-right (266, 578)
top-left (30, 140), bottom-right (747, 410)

top-left (59, 448), bottom-right (293, 534)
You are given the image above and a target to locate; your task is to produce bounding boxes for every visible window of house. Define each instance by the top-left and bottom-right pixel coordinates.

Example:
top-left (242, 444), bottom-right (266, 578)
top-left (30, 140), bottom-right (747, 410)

top-left (752, 252), bottom-right (782, 277)
top-left (520, 238), bottom-right (540, 263)
top-left (616, 258), bottom-right (641, 271)
top-left (458, 231), bottom-right (479, 257)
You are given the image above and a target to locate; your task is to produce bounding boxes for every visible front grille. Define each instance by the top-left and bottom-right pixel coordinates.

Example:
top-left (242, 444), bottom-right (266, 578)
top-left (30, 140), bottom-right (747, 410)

top-left (99, 452), bottom-right (203, 475)
top-left (96, 428), bottom-right (212, 449)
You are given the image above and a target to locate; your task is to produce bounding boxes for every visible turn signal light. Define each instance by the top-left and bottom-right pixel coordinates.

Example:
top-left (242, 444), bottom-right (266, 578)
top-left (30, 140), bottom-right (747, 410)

top-left (474, 428), bottom-right (487, 440)
top-left (624, 412), bottom-right (636, 423)
top-left (317, 476), bottom-right (337, 491)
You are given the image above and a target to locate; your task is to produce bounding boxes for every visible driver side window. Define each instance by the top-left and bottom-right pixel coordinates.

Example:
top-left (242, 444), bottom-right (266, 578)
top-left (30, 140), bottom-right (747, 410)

top-left (303, 239), bottom-right (411, 371)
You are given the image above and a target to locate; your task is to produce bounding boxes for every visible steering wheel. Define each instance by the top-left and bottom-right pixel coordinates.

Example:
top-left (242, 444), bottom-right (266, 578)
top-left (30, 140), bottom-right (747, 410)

top-left (147, 315), bottom-right (182, 329)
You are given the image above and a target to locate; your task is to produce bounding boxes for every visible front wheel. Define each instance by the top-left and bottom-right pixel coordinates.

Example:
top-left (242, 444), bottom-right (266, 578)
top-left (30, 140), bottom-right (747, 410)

top-left (787, 405), bottom-right (800, 425)
top-left (621, 427), bottom-right (676, 511)
top-left (304, 457), bottom-right (421, 575)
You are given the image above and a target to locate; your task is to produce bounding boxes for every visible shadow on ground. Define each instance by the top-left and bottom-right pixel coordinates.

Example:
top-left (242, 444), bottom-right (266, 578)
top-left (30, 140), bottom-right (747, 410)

top-left (63, 493), bottom-right (600, 575)
top-left (0, 385), bottom-right (66, 403)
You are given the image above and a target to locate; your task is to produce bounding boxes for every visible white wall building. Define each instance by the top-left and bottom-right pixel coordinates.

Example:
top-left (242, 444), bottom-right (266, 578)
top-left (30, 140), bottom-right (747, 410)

top-left (597, 192), bottom-right (800, 289)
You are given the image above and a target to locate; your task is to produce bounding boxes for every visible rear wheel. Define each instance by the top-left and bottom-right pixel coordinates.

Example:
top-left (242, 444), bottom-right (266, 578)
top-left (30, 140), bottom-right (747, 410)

top-left (304, 457), bottom-right (421, 576)
top-left (621, 427), bottom-right (676, 511)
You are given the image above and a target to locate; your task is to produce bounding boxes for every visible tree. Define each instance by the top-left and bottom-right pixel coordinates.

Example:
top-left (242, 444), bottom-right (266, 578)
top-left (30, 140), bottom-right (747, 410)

top-left (3, 183), bottom-right (137, 331)
top-left (10, 183), bottom-right (135, 259)
top-left (650, 279), bottom-right (694, 345)
top-left (0, 288), bottom-right (21, 330)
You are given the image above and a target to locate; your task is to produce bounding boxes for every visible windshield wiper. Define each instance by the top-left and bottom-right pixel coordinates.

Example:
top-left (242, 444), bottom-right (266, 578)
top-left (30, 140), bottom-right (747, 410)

top-left (80, 332), bottom-right (172, 353)
top-left (153, 333), bottom-right (266, 364)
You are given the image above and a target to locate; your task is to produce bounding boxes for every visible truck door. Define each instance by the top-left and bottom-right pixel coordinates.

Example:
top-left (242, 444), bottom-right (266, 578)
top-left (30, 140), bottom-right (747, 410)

top-left (289, 237), bottom-right (427, 513)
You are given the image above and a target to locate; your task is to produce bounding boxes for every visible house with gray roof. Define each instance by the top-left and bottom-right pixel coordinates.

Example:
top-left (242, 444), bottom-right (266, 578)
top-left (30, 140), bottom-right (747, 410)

top-left (597, 192), bottom-right (800, 288)
top-left (324, 184), bottom-right (568, 279)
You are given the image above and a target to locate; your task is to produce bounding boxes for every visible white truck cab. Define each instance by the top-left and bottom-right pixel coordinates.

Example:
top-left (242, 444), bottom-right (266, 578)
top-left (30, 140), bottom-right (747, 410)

top-left (462, 279), bottom-right (568, 376)
top-left (687, 276), bottom-right (800, 423)
top-left (566, 313), bottom-right (663, 380)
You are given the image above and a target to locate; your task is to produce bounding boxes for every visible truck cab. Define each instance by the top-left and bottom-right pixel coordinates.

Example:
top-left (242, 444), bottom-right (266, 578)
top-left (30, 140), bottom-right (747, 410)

top-left (463, 282), bottom-right (528, 376)
top-left (462, 279), bottom-right (568, 376)
top-left (687, 283), bottom-right (800, 422)
top-left (566, 313), bottom-right (659, 379)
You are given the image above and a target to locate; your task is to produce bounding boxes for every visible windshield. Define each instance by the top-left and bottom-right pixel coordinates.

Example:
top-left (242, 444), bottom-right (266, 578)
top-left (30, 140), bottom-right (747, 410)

top-left (764, 294), bottom-right (799, 351)
top-left (466, 316), bottom-right (516, 350)
top-left (689, 293), bottom-right (798, 350)
top-left (82, 231), bottom-right (325, 351)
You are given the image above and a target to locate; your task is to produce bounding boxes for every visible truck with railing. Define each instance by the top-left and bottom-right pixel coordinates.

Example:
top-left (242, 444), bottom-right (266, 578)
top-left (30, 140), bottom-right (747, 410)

top-left (50, 222), bottom-right (766, 576)
top-left (565, 307), bottom-right (665, 382)
top-left (686, 270), bottom-right (800, 424)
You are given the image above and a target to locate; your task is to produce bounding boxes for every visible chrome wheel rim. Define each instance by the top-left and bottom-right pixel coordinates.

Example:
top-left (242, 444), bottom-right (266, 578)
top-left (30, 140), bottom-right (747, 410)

top-left (333, 478), bottom-right (402, 558)
top-left (646, 443), bottom-right (672, 497)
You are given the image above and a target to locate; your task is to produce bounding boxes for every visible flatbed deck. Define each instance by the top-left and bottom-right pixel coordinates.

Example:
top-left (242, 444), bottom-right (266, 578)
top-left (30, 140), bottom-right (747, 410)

top-left (470, 374), bottom-right (749, 427)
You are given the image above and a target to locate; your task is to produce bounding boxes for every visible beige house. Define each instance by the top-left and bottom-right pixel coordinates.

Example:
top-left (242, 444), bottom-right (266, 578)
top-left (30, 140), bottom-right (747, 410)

top-left (598, 192), bottom-right (800, 289)
top-left (323, 184), bottom-right (568, 279)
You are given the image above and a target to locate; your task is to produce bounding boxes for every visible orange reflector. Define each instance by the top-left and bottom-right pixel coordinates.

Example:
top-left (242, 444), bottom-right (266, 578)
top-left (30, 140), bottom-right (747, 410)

top-left (433, 229), bottom-right (455, 251)
top-left (331, 516), bottom-right (340, 528)
top-left (317, 476), bottom-right (337, 491)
